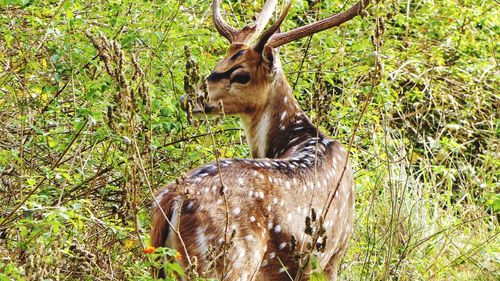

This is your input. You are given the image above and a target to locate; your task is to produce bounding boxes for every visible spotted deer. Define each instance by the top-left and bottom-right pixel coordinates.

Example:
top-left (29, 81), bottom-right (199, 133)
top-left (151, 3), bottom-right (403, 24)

top-left (151, 0), bottom-right (370, 280)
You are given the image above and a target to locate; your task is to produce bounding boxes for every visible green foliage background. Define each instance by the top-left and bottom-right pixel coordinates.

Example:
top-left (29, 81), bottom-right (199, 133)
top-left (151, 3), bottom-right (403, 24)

top-left (0, 0), bottom-right (498, 279)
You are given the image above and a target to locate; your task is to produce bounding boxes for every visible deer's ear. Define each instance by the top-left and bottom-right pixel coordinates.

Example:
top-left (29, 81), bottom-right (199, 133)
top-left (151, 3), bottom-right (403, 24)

top-left (262, 45), bottom-right (280, 80)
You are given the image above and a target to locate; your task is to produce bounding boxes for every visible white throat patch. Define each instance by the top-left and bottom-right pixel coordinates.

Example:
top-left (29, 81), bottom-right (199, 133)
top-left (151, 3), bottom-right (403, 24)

top-left (241, 110), bottom-right (271, 158)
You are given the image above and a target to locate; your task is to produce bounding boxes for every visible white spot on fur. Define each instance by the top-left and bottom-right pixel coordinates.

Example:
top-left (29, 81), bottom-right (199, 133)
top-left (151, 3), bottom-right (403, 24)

top-left (238, 178), bottom-right (245, 185)
top-left (326, 220), bottom-right (333, 228)
top-left (293, 126), bottom-right (304, 131)
top-left (274, 224), bottom-right (282, 234)
top-left (233, 207), bottom-right (241, 216)
top-left (284, 181), bottom-right (291, 189)
top-left (279, 242), bottom-right (287, 250)
top-left (250, 216), bottom-right (256, 222)
top-left (308, 182), bottom-right (314, 190)
top-left (258, 191), bottom-right (265, 199)
top-left (196, 228), bottom-right (209, 254)
top-left (280, 111), bottom-right (287, 121)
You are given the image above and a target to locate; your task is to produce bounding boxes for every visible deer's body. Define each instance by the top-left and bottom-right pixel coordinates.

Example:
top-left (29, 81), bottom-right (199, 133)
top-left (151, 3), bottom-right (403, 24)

top-left (152, 1), bottom-right (369, 279)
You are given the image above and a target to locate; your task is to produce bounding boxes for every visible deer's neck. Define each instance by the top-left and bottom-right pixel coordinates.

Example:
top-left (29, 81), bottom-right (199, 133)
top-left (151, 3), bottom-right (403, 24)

top-left (240, 75), bottom-right (321, 159)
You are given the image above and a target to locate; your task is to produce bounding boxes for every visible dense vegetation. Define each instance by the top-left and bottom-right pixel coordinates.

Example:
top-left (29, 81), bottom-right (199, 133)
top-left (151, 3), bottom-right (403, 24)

top-left (0, 0), bottom-right (498, 280)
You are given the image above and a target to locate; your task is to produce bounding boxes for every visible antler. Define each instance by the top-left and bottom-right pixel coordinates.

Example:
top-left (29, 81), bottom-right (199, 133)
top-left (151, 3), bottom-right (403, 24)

top-left (268, 0), bottom-right (371, 48)
top-left (253, 1), bottom-right (293, 52)
top-left (212, 0), bottom-right (239, 42)
top-left (212, 0), bottom-right (278, 43)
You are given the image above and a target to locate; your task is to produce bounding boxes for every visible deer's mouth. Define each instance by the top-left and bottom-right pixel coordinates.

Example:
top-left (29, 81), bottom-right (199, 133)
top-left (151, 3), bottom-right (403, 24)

top-left (180, 94), bottom-right (214, 114)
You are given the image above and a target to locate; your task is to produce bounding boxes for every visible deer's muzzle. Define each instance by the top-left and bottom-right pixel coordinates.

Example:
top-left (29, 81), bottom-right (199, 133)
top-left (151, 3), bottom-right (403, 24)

top-left (179, 94), bottom-right (214, 114)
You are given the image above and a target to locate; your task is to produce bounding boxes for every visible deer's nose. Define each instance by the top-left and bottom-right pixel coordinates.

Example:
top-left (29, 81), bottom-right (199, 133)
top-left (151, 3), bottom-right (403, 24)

top-left (180, 94), bottom-right (210, 114)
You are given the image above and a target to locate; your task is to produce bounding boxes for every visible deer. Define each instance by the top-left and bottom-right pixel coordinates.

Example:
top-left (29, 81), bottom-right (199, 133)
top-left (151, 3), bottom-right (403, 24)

top-left (151, 0), bottom-right (370, 280)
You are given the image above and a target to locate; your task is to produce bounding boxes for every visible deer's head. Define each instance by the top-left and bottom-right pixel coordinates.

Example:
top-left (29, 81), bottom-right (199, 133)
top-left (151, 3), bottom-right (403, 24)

top-left (181, 0), bottom-right (370, 117)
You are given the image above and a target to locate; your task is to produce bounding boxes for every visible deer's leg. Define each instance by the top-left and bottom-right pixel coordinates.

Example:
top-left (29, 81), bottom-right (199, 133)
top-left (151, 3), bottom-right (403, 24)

top-left (323, 245), bottom-right (349, 281)
top-left (223, 237), bottom-right (267, 281)
top-left (323, 255), bottom-right (340, 281)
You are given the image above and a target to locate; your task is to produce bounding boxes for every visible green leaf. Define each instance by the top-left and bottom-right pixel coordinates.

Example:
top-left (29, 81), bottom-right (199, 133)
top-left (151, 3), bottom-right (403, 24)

top-left (26, 178), bottom-right (37, 186)
top-left (166, 262), bottom-right (185, 276)
top-left (310, 272), bottom-right (329, 281)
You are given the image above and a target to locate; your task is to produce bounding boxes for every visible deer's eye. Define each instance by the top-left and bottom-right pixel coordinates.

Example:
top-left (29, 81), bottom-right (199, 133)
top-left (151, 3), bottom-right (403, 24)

top-left (230, 73), bottom-right (251, 84)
